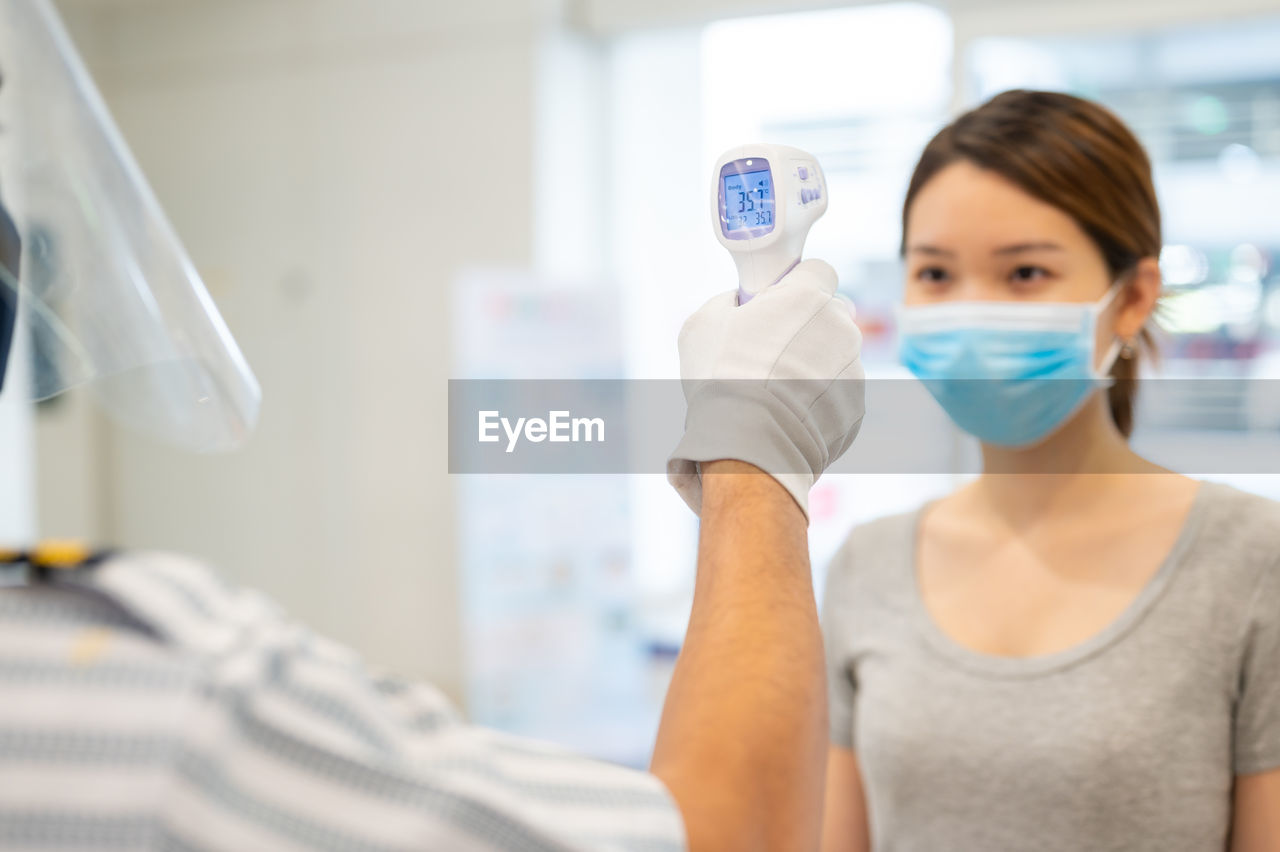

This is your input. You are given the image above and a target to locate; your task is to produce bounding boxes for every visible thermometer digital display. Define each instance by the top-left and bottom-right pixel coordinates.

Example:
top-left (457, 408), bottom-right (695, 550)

top-left (722, 169), bottom-right (774, 233)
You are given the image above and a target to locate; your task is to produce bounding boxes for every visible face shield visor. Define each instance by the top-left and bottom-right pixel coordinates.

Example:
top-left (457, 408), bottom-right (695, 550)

top-left (0, 0), bottom-right (260, 452)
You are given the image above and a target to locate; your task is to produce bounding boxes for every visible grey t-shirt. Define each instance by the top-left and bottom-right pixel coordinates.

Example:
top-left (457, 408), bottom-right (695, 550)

top-left (822, 481), bottom-right (1280, 852)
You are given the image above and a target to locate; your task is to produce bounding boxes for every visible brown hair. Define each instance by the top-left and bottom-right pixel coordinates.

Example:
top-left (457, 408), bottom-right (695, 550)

top-left (901, 89), bottom-right (1160, 437)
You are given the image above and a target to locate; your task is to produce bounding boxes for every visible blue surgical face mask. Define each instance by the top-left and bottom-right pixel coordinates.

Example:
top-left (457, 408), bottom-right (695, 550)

top-left (898, 285), bottom-right (1124, 448)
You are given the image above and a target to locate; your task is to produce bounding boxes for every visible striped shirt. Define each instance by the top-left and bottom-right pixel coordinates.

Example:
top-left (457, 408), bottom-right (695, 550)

top-left (0, 551), bottom-right (686, 851)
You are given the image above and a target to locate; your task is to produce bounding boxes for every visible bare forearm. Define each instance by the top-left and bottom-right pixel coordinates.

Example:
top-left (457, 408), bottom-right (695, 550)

top-left (651, 460), bottom-right (828, 852)
top-left (1232, 770), bottom-right (1280, 851)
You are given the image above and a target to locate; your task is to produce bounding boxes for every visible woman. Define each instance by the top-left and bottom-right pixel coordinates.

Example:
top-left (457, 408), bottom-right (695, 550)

top-left (821, 90), bottom-right (1280, 852)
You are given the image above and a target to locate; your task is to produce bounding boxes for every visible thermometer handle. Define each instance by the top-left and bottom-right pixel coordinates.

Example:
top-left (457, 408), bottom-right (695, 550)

top-left (733, 234), bottom-right (808, 304)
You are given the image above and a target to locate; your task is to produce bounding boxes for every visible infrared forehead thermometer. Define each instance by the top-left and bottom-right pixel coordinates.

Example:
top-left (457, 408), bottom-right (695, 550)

top-left (713, 143), bottom-right (828, 303)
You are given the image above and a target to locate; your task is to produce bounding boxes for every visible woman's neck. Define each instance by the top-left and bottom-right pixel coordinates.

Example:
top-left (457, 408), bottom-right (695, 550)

top-left (972, 394), bottom-right (1166, 522)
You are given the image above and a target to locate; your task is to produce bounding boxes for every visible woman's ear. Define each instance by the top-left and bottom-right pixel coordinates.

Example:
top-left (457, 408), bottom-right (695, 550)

top-left (1115, 256), bottom-right (1162, 341)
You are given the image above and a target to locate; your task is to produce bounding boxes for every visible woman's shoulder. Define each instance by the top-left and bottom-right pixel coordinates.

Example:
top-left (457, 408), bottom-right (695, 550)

top-left (1196, 478), bottom-right (1280, 511)
top-left (1193, 480), bottom-right (1280, 549)
top-left (1189, 483), bottom-right (1280, 660)
top-left (1184, 480), bottom-right (1280, 591)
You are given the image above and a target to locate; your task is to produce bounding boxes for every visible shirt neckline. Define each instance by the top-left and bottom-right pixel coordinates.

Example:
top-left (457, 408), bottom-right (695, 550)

top-left (904, 480), bottom-right (1212, 678)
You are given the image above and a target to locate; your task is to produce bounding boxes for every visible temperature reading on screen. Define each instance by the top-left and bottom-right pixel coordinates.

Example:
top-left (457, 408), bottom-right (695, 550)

top-left (723, 169), bottom-right (774, 232)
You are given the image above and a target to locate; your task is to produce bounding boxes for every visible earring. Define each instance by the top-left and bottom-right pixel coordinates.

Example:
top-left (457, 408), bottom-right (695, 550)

top-left (1119, 340), bottom-right (1136, 360)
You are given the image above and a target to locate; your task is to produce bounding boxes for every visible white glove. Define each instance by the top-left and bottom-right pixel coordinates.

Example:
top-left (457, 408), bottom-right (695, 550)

top-left (667, 259), bottom-right (865, 521)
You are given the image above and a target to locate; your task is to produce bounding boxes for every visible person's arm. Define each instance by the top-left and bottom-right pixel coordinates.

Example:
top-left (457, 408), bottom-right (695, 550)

top-left (821, 746), bottom-right (871, 852)
top-left (657, 261), bottom-right (864, 851)
top-left (1231, 560), bottom-right (1280, 851)
top-left (1232, 769), bottom-right (1280, 851)
top-left (650, 460), bottom-right (827, 852)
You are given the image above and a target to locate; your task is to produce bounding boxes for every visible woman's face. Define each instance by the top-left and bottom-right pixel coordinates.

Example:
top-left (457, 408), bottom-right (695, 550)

top-left (903, 160), bottom-right (1113, 308)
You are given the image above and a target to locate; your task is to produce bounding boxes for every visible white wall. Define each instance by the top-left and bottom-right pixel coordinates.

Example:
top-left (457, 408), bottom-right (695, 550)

top-left (41, 0), bottom-right (553, 701)
top-left (533, 29), bottom-right (610, 281)
top-left (0, 336), bottom-right (35, 546)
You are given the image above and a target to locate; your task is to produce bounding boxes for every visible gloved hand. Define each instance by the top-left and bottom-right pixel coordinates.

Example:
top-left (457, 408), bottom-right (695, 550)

top-left (667, 259), bottom-right (865, 521)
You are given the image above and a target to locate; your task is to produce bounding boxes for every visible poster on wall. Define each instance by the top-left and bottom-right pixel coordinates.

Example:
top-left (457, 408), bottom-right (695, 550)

top-left (452, 269), bottom-right (666, 766)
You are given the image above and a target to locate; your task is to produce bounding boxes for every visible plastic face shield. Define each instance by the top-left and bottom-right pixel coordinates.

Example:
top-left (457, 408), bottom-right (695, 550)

top-left (0, 0), bottom-right (260, 452)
